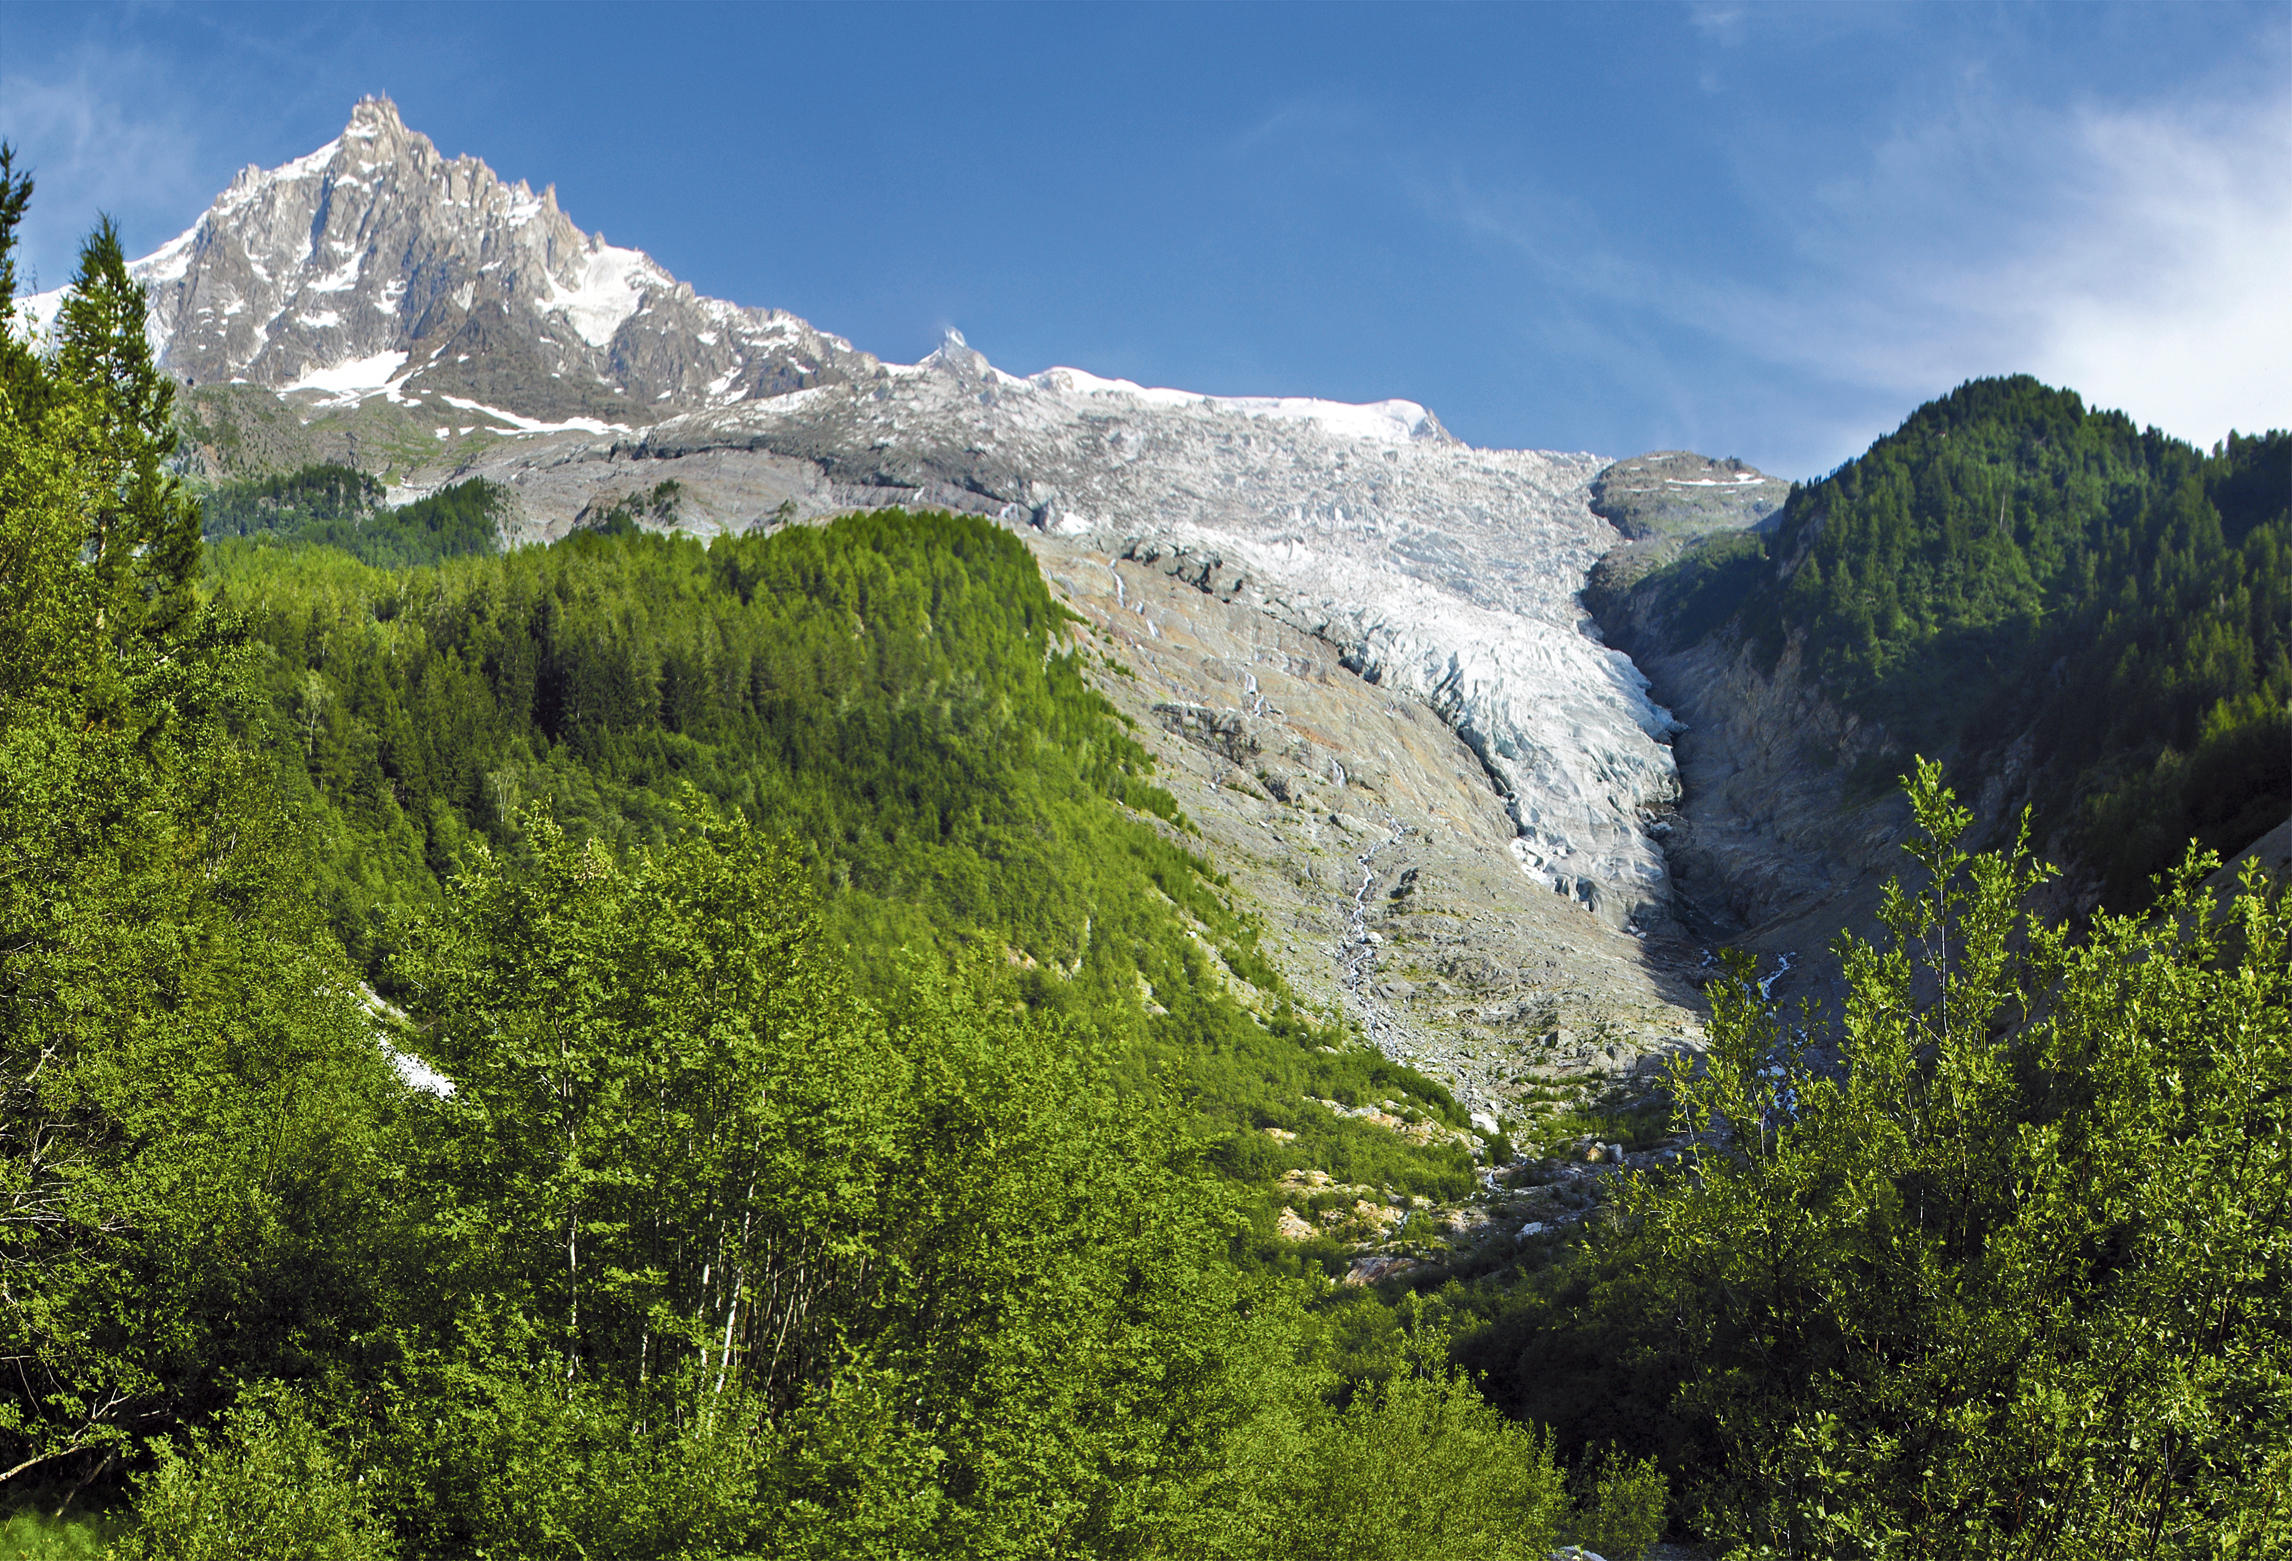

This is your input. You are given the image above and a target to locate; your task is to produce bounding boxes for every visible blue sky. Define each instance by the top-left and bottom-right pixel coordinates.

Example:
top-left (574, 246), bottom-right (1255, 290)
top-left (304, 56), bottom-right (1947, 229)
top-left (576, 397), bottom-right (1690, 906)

top-left (5, 1), bottom-right (2286, 476)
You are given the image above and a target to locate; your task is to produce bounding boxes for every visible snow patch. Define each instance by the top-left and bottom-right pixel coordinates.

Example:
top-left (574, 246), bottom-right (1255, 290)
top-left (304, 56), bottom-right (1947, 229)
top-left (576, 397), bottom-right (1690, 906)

top-left (1029, 366), bottom-right (1441, 442)
top-left (283, 350), bottom-right (410, 399)
top-left (275, 138), bottom-right (343, 183)
top-left (383, 1042), bottom-right (455, 1097)
top-left (305, 255), bottom-right (363, 293)
top-left (436, 393), bottom-right (630, 436)
top-left (544, 242), bottom-right (659, 347)
top-left (11, 285), bottom-right (67, 344)
top-left (1222, 394), bottom-right (1441, 444)
top-left (137, 225), bottom-right (201, 286)
top-left (1031, 365), bottom-right (1201, 409)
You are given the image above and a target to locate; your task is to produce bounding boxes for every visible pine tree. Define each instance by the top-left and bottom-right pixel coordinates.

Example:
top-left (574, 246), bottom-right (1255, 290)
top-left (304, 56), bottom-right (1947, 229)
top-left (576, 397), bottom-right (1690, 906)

top-left (54, 218), bottom-right (200, 644)
top-left (0, 143), bottom-right (48, 426)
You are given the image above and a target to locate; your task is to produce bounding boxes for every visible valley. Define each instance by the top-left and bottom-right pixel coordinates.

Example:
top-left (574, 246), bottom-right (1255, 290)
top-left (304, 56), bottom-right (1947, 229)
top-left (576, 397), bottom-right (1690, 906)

top-left (5, 93), bottom-right (2284, 1561)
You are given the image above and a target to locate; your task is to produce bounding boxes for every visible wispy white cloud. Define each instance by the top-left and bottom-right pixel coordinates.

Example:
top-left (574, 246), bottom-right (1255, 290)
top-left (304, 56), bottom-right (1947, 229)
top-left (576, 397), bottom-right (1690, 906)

top-left (1417, 55), bottom-right (2291, 469)
top-left (1, 48), bottom-right (206, 294)
top-left (1735, 84), bottom-right (2291, 453)
top-left (2019, 101), bottom-right (2292, 445)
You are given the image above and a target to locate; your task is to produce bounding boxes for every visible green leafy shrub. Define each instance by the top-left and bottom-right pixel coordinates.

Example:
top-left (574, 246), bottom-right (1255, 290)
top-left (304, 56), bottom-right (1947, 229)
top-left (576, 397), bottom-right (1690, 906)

top-left (1570, 1447), bottom-right (1667, 1561)
top-left (111, 1388), bottom-right (392, 1561)
top-left (1234, 1361), bottom-right (1569, 1561)
top-left (1454, 762), bottom-right (2292, 1554)
top-left (1628, 763), bottom-right (2292, 1552)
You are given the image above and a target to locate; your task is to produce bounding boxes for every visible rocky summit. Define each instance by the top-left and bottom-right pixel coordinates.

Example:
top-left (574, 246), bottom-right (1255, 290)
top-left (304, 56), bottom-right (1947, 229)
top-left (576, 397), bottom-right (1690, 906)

top-left (21, 96), bottom-right (868, 428)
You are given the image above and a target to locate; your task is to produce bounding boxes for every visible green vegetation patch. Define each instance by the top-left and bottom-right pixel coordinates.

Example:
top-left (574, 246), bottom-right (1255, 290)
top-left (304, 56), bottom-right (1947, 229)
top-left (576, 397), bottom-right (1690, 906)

top-left (206, 507), bottom-right (1473, 1209)
top-left (200, 463), bottom-right (504, 567)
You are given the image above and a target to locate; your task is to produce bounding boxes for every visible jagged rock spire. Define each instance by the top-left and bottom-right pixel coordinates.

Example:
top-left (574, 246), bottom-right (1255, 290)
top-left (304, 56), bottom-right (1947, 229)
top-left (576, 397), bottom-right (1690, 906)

top-left (64, 99), bottom-right (871, 425)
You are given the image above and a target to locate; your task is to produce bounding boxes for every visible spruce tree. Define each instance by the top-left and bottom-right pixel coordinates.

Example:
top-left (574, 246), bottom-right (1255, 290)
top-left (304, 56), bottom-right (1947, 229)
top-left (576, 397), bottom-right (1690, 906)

top-left (0, 143), bottom-right (48, 425)
top-left (54, 217), bottom-right (200, 644)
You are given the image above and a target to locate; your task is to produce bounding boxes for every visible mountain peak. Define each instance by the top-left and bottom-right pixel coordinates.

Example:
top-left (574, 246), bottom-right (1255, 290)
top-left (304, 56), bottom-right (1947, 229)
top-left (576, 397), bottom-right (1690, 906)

top-left (922, 327), bottom-right (996, 383)
top-left (64, 100), bottom-right (873, 425)
top-left (347, 93), bottom-right (405, 132)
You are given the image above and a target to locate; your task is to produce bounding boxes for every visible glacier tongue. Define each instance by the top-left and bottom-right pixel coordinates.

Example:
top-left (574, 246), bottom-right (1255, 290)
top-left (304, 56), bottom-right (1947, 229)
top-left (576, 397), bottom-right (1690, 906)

top-left (969, 369), bottom-right (1680, 927)
top-left (485, 335), bottom-right (1686, 928)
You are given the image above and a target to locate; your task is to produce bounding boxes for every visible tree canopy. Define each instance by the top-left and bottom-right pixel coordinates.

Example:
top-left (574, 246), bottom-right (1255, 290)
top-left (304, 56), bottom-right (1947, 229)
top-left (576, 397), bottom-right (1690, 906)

top-left (1605, 375), bottom-right (2289, 903)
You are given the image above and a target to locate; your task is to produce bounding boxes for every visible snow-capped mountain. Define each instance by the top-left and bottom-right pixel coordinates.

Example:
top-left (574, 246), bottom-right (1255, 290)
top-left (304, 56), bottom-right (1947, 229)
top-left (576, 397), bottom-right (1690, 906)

top-left (15, 99), bottom-right (1692, 932)
top-left (19, 96), bottom-right (868, 426)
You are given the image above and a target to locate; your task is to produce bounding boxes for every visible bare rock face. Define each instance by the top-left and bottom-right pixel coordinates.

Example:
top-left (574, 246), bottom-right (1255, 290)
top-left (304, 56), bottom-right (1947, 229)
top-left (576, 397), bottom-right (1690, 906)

top-left (1645, 633), bottom-right (1911, 960)
top-left (20, 97), bottom-right (869, 427)
top-left (1589, 450), bottom-right (1789, 541)
top-left (1039, 535), bottom-right (1705, 1125)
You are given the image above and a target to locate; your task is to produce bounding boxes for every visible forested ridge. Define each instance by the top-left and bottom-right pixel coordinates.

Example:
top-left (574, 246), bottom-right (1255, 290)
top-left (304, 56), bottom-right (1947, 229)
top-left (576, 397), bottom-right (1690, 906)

top-left (6, 164), bottom-right (2289, 1560)
top-left (197, 460), bottom-right (504, 570)
top-left (1600, 375), bottom-right (2289, 902)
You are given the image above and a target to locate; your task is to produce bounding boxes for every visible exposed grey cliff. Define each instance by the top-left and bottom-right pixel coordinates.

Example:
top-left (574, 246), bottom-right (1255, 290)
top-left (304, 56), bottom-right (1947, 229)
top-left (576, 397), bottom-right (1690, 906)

top-left (22, 96), bottom-right (869, 427)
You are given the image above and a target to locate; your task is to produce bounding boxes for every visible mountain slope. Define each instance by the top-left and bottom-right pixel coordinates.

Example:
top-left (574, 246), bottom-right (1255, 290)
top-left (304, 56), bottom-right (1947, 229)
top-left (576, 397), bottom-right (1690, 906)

top-left (14, 99), bottom-right (1726, 1105)
top-left (1592, 375), bottom-right (2290, 944)
top-left (23, 99), bottom-right (1699, 943)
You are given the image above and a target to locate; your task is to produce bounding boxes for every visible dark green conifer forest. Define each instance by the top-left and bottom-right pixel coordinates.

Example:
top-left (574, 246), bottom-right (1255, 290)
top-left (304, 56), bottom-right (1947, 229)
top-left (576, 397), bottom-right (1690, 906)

top-left (3, 159), bottom-right (2287, 1559)
top-left (1601, 375), bottom-right (2289, 903)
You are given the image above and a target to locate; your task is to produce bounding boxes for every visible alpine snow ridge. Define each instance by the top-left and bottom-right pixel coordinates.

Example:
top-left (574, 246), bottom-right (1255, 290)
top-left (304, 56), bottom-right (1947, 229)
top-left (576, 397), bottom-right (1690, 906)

top-left (23, 98), bottom-right (1687, 931)
top-left (606, 334), bottom-right (1685, 928)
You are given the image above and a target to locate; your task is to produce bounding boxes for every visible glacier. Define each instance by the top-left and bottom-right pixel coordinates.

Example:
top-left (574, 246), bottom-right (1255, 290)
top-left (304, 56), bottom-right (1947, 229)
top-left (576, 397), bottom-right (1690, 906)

top-left (9, 96), bottom-right (1688, 932)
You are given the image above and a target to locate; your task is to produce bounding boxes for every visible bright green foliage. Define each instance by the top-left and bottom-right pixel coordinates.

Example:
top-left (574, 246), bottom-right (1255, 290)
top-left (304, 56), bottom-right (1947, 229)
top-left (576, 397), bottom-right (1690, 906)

top-left (53, 220), bottom-right (203, 646)
top-left (1, 208), bottom-right (397, 1495)
top-left (1452, 763), bottom-right (2291, 1554)
top-left (111, 1387), bottom-right (394, 1561)
top-left (1218, 1350), bottom-right (1568, 1561)
top-left (0, 146), bottom-right (47, 427)
top-left (1613, 377), bottom-right (2289, 903)
top-left (368, 814), bottom-right (1407, 1559)
top-left (395, 815), bottom-right (907, 1408)
top-left (1571, 1448), bottom-right (1668, 1561)
top-left (204, 515), bottom-right (1475, 1207)
top-left (1618, 761), bottom-right (2292, 1557)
